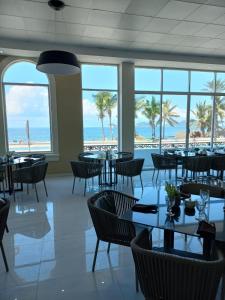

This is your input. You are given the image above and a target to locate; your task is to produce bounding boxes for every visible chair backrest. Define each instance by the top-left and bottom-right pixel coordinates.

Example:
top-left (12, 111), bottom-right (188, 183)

top-left (0, 200), bottom-right (10, 242)
top-left (131, 229), bottom-right (224, 300)
top-left (211, 155), bottom-right (225, 171)
top-left (116, 152), bottom-right (133, 163)
top-left (184, 156), bottom-right (212, 172)
top-left (116, 158), bottom-right (144, 176)
top-left (78, 152), bottom-right (95, 162)
top-left (31, 161), bottom-right (48, 183)
top-left (87, 190), bottom-right (136, 245)
top-left (151, 153), bottom-right (177, 169)
top-left (180, 183), bottom-right (225, 198)
top-left (70, 160), bottom-right (102, 179)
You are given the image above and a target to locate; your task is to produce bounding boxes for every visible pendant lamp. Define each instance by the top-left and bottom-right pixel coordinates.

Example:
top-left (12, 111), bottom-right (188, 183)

top-left (36, 50), bottom-right (80, 75)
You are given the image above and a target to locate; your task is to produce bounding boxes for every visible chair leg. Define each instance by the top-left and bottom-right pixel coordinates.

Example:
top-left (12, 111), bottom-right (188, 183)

top-left (2, 180), bottom-right (5, 198)
top-left (140, 174), bottom-right (143, 190)
top-left (84, 179), bottom-right (87, 196)
top-left (13, 184), bottom-right (16, 202)
top-left (5, 224), bottom-right (9, 233)
top-left (0, 242), bottom-right (8, 272)
top-left (92, 238), bottom-right (100, 272)
top-left (152, 168), bottom-right (155, 180)
top-left (43, 179), bottom-right (48, 197)
top-left (72, 177), bottom-right (76, 194)
top-left (34, 184), bottom-right (39, 202)
top-left (107, 242), bottom-right (111, 254)
top-left (156, 170), bottom-right (159, 182)
top-left (135, 267), bottom-right (139, 292)
top-left (131, 177), bottom-right (134, 192)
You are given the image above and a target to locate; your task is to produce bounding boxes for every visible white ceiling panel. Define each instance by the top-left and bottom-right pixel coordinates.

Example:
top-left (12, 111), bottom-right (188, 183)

top-left (206, 0), bottom-right (225, 7)
top-left (157, 34), bottom-right (185, 45)
top-left (135, 31), bottom-right (165, 43)
top-left (156, 1), bottom-right (200, 20)
top-left (180, 35), bottom-right (211, 47)
top-left (212, 14), bottom-right (225, 25)
top-left (126, 0), bottom-right (169, 17)
top-left (200, 38), bottom-right (225, 48)
top-left (84, 25), bottom-right (114, 38)
top-left (178, 0), bottom-right (208, 3)
top-left (87, 10), bottom-right (121, 27)
top-left (111, 28), bottom-right (139, 41)
top-left (193, 24), bottom-right (225, 37)
top-left (57, 7), bottom-right (90, 24)
top-left (144, 18), bottom-right (179, 33)
top-left (91, 0), bottom-right (131, 13)
top-left (185, 4), bottom-right (225, 23)
top-left (0, 15), bottom-right (24, 30)
top-left (117, 14), bottom-right (151, 31)
top-left (171, 21), bottom-right (205, 35)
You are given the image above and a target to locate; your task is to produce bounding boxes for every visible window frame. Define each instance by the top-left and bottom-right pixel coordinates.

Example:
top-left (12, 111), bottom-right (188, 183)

top-left (81, 62), bottom-right (120, 150)
top-left (0, 57), bottom-right (59, 160)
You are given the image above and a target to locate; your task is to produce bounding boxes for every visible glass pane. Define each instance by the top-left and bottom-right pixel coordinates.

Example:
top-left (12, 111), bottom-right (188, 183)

top-left (135, 68), bottom-right (161, 91)
top-left (163, 69), bottom-right (188, 92)
top-left (191, 71), bottom-right (214, 92)
top-left (82, 90), bottom-right (118, 150)
top-left (216, 73), bottom-right (225, 93)
top-left (3, 61), bottom-right (48, 84)
top-left (4, 84), bottom-right (51, 152)
top-left (189, 96), bottom-right (212, 149)
top-left (81, 65), bottom-right (118, 90)
top-left (161, 95), bottom-right (187, 150)
top-left (134, 94), bottom-right (160, 168)
top-left (213, 94), bottom-right (225, 147)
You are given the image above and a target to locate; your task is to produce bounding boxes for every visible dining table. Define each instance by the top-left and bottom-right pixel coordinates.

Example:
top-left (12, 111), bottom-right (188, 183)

top-left (120, 185), bottom-right (225, 259)
top-left (1, 156), bottom-right (40, 195)
top-left (82, 151), bottom-right (131, 186)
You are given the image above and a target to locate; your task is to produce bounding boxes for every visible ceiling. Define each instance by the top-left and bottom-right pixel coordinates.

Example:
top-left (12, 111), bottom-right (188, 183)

top-left (2, 0), bottom-right (225, 62)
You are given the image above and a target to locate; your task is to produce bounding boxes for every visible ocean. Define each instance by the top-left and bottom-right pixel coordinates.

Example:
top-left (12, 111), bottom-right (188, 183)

top-left (8, 125), bottom-right (186, 143)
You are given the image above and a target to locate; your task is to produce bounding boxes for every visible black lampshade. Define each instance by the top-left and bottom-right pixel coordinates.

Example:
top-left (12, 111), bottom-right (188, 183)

top-left (36, 50), bottom-right (80, 75)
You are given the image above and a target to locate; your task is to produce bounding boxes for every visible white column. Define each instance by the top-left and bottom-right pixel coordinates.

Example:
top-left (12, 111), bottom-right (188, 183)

top-left (119, 62), bottom-right (134, 152)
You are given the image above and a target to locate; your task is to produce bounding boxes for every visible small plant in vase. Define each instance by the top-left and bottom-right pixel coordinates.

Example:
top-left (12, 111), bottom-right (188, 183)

top-left (165, 182), bottom-right (180, 207)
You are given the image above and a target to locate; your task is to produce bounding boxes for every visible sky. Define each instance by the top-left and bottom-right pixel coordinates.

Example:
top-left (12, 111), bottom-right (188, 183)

top-left (3, 61), bottom-right (50, 129)
top-left (3, 62), bottom-right (225, 133)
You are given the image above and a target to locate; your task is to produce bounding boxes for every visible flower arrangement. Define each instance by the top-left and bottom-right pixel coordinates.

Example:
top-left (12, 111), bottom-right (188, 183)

top-left (165, 182), bottom-right (179, 199)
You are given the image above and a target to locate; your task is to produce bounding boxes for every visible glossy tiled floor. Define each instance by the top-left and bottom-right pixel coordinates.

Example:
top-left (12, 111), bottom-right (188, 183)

top-left (0, 170), bottom-right (221, 299)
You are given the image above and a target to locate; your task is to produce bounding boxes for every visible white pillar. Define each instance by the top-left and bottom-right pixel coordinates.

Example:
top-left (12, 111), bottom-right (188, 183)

top-left (119, 62), bottom-right (134, 152)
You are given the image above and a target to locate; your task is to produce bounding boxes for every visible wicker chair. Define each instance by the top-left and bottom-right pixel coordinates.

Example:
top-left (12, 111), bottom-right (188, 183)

top-left (87, 190), bottom-right (141, 290)
top-left (70, 160), bottom-right (102, 196)
top-left (78, 152), bottom-right (95, 162)
top-left (180, 182), bottom-right (225, 198)
top-left (0, 199), bottom-right (10, 272)
top-left (131, 229), bottom-right (224, 300)
top-left (0, 165), bottom-right (5, 197)
top-left (211, 155), bottom-right (225, 180)
top-left (12, 161), bottom-right (48, 202)
top-left (183, 156), bottom-right (212, 181)
top-left (151, 153), bottom-right (177, 181)
top-left (115, 158), bottom-right (144, 191)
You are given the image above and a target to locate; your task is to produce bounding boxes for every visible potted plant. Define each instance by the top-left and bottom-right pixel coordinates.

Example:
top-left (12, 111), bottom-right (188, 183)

top-left (165, 182), bottom-right (180, 206)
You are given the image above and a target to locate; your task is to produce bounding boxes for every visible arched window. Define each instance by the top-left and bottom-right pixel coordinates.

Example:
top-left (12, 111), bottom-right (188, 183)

top-left (2, 61), bottom-right (52, 152)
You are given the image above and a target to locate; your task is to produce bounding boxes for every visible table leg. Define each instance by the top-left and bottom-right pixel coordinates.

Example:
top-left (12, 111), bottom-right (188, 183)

top-left (203, 238), bottom-right (214, 259)
top-left (164, 229), bottom-right (174, 250)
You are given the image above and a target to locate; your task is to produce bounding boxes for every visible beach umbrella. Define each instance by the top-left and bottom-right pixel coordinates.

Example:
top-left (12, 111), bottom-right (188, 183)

top-left (26, 120), bottom-right (31, 151)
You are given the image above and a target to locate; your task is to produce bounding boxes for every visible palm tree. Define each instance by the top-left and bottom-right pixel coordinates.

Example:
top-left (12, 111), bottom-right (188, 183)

top-left (142, 97), bottom-right (160, 140)
top-left (162, 100), bottom-right (179, 139)
top-left (94, 92), bottom-right (106, 141)
top-left (204, 79), bottom-right (225, 136)
top-left (191, 100), bottom-right (211, 137)
top-left (134, 98), bottom-right (145, 138)
top-left (103, 92), bottom-right (117, 140)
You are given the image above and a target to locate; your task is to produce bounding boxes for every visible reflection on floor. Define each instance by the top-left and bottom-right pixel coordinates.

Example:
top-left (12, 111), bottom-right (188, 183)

top-left (0, 169), bottom-right (221, 299)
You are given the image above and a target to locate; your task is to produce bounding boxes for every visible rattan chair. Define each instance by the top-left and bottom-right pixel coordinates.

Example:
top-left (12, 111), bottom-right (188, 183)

top-left (70, 160), bottom-right (102, 196)
top-left (211, 155), bottom-right (225, 180)
top-left (0, 199), bottom-right (10, 272)
top-left (131, 229), bottom-right (224, 300)
top-left (12, 161), bottom-right (48, 202)
top-left (87, 190), bottom-right (141, 290)
top-left (78, 152), bottom-right (95, 162)
top-left (183, 156), bottom-right (212, 181)
top-left (180, 182), bottom-right (225, 198)
top-left (151, 153), bottom-right (177, 181)
top-left (115, 158), bottom-right (144, 191)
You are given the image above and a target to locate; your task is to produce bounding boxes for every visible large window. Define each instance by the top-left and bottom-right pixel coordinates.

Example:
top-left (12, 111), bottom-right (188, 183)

top-left (2, 61), bottom-right (52, 152)
top-left (135, 67), bottom-right (225, 168)
top-left (81, 64), bottom-right (118, 151)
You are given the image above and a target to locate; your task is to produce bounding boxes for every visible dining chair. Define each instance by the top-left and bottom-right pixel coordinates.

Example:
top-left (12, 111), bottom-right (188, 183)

top-left (211, 155), bottom-right (225, 180)
top-left (0, 165), bottom-right (5, 197)
top-left (70, 160), bottom-right (102, 196)
top-left (131, 229), bottom-right (224, 300)
top-left (180, 182), bottom-right (225, 198)
top-left (151, 153), bottom-right (177, 181)
top-left (183, 156), bottom-right (212, 181)
top-left (87, 190), bottom-right (141, 291)
top-left (0, 199), bottom-right (10, 272)
top-left (78, 152), bottom-right (95, 162)
top-left (12, 161), bottom-right (48, 202)
top-left (115, 158), bottom-right (144, 192)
